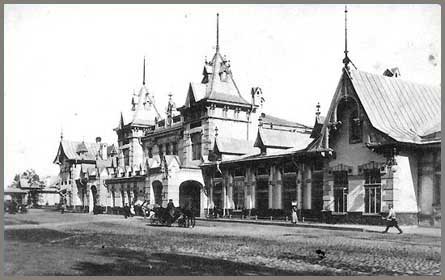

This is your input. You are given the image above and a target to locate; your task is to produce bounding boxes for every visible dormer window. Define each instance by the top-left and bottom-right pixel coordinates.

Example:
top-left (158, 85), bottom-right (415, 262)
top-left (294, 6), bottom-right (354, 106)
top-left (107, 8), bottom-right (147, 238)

top-left (349, 109), bottom-right (362, 143)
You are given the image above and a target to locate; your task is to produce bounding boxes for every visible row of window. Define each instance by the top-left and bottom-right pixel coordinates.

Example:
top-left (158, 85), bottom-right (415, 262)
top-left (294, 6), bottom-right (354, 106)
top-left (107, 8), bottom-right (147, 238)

top-left (334, 169), bottom-right (382, 214)
top-left (211, 168), bottom-right (384, 214)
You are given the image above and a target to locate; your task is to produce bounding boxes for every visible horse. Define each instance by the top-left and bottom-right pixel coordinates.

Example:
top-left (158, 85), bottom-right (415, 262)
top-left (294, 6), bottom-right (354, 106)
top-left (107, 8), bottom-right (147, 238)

top-left (179, 208), bottom-right (195, 228)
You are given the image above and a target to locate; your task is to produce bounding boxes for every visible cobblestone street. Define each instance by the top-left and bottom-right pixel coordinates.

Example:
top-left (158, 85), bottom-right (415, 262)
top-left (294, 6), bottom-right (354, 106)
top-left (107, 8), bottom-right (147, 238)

top-left (4, 209), bottom-right (441, 276)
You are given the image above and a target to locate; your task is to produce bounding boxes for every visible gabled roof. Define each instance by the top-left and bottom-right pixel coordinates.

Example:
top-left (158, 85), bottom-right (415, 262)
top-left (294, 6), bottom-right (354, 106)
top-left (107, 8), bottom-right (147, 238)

top-left (348, 69), bottom-right (441, 144)
top-left (54, 140), bottom-right (101, 163)
top-left (254, 128), bottom-right (313, 149)
top-left (214, 137), bottom-right (259, 155)
top-left (310, 115), bottom-right (326, 139)
top-left (119, 85), bottom-right (161, 128)
top-left (182, 51), bottom-right (251, 108)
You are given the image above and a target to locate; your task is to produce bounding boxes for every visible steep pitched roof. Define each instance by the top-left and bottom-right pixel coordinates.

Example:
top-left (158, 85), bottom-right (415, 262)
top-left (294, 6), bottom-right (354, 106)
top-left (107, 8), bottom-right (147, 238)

top-left (120, 85), bottom-right (161, 128)
top-left (261, 113), bottom-right (312, 131)
top-left (182, 51), bottom-right (251, 108)
top-left (254, 128), bottom-right (313, 149)
top-left (348, 69), bottom-right (441, 144)
top-left (54, 140), bottom-right (101, 163)
top-left (214, 137), bottom-right (259, 155)
top-left (205, 52), bottom-right (250, 105)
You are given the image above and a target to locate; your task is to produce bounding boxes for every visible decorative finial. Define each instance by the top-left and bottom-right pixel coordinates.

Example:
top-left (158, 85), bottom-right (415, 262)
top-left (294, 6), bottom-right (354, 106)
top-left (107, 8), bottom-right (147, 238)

top-left (343, 5), bottom-right (350, 69)
top-left (316, 102), bottom-right (321, 116)
top-left (60, 127), bottom-right (64, 140)
top-left (215, 126), bottom-right (219, 137)
top-left (143, 56), bottom-right (146, 85)
top-left (216, 13), bottom-right (220, 52)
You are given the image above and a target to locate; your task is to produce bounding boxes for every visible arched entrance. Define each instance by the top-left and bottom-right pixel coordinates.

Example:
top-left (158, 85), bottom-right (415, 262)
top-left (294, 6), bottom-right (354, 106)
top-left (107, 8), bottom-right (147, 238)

top-left (179, 180), bottom-right (202, 217)
top-left (152, 180), bottom-right (163, 206)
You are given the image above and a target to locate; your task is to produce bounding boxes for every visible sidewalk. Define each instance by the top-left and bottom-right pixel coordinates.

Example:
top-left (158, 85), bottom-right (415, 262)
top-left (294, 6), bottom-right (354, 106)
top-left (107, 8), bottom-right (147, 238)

top-left (196, 217), bottom-right (441, 237)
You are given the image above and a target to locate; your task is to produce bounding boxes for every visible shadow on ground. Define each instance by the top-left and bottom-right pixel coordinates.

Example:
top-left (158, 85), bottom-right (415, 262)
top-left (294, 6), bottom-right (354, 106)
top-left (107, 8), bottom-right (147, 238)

top-left (70, 247), bottom-right (298, 276)
top-left (5, 228), bottom-right (72, 243)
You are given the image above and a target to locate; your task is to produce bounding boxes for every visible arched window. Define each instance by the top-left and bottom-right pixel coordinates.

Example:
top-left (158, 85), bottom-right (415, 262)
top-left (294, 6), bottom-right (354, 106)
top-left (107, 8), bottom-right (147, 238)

top-left (349, 109), bottom-right (362, 143)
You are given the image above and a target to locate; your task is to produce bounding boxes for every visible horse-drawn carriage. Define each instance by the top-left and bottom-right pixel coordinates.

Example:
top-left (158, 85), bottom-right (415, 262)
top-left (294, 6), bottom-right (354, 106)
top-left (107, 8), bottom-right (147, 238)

top-left (139, 201), bottom-right (195, 228)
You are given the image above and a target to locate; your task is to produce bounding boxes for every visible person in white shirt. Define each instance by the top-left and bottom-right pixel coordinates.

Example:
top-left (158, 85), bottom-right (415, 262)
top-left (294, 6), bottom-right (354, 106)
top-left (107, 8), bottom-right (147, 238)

top-left (382, 204), bottom-right (403, 234)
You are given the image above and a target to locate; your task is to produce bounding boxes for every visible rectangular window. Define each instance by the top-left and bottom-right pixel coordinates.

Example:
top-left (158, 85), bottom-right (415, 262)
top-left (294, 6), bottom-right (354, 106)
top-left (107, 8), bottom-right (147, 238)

top-left (191, 133), bottom-right (202, 160)
top-left (333, 171), bottom-right (348, 213)
top-left (349, 110), bottom-right (362, 143)
top-left (364, 169), bottom-right (381, 214)
top-left (213, 182), bottom-right (223, 209)
top-left (148, 147), bottom-right (153, 158)
top-left (123, 149), bottom-right (130, 166)
top-left (282, 175), bottom-right (297, 212)
top-left (172, 142), bottom-right (178, 155)
top-left (433, 152), bottom-right (441, 206)
top-left (256, 179), bottom-right (269, 210)
top-left (233, 180), bottom-right (245, 210)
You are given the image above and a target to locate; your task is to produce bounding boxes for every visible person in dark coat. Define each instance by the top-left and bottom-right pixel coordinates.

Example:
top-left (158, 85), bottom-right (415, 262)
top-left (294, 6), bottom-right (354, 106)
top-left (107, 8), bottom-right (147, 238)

top-left (167, 199), bottom-right (175, 218)
top-left (382, 204), bottom-right (403, 234)
top-left (123, 203), bottom-right (130, 219)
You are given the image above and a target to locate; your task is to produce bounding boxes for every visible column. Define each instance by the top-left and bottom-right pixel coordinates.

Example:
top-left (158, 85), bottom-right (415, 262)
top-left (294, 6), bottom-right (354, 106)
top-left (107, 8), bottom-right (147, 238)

top-left (305, 167), bottom-right (312, 209)
top-left (244, 168), bottom-right (250, 209)
top-left (222, 171), bottom-right (227, 216)
top-left (251, 171), bottom-right (256, 209)
top-left (209, 176), bottom-right (214, 209)
top-left (297, 168), bottom-right (302, 209)
top-left (228, 173), bottom-right (234, 209)
top-left (268, 166), bottom-right (273, 209)
top-left (276, 168), bottom-right (282, 209)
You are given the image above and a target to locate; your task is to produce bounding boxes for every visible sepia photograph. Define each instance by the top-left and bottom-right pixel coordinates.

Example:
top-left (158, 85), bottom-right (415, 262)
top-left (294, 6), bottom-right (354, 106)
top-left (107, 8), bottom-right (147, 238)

top-left (3, 3), bottom-right (441, 276)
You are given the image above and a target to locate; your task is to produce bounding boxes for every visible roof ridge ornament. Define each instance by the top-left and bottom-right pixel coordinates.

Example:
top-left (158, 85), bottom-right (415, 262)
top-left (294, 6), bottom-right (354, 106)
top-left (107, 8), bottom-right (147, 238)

top-left (343, 6), bottom-right (358, 71)
top-left (216, 13), bottom-right (220, 53)
top-left (143, 56), bottom-right (146, 86)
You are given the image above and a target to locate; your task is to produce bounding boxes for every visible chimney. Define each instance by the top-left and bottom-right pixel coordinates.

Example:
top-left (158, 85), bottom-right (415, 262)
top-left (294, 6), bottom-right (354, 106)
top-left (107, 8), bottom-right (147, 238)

top-left (96, 137), bottom-right (102, 143)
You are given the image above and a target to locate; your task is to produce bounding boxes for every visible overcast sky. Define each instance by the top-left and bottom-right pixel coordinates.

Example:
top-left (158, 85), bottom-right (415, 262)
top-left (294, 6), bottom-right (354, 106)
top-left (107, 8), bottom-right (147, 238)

top-left (4, 4), bottom-right (441, 185)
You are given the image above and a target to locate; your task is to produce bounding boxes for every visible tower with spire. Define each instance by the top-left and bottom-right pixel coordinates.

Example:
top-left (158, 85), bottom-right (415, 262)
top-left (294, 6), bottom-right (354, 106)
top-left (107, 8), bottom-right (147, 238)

top-left (115, 57), bottom-right (161, 169)
top-left (177, 13), bottom-right (263, 165)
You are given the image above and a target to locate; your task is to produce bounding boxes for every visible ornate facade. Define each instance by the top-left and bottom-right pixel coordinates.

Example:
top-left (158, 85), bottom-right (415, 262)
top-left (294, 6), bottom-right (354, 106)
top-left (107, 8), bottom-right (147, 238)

top-left (54, 12), bottom-right (441, 225)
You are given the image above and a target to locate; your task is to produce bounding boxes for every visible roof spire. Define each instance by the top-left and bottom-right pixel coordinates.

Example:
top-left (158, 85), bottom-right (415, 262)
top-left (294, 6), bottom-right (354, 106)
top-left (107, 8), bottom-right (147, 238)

top-left (343, 5), bottom-right (350, 69)
top-left (60, 127), bottom-right (64, 140)
top-left (216, 13), bottom-right (220, 53)
top-left (315, 102), bottom-right (321, 117)
top-left (143, 56), bottom-right (146, 85)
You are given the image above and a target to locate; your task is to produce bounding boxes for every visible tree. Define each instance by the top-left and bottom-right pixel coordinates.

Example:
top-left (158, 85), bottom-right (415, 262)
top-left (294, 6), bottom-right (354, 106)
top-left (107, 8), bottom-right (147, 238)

top-left (10, 169), bottom-right (44, 206)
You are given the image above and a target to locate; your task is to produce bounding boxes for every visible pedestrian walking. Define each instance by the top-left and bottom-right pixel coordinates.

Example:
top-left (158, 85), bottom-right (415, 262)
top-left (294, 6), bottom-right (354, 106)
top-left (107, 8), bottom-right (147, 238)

top-left (382, 204), bottom-right (403, 234)
top-left (291, 201), bottom-right (299, 224)
top-left (123, 203), bottom-right (130, 219)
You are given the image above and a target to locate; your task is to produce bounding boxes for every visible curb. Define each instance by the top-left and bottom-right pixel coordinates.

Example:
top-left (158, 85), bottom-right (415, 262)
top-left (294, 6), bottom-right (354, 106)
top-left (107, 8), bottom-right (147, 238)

top-left (195, 217), bottom-right (370, 232)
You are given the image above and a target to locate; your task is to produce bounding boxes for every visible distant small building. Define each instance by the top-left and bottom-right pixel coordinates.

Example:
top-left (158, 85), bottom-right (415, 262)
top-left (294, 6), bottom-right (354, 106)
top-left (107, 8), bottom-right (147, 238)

top-left (53, 136), bottom-right (118, 212)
